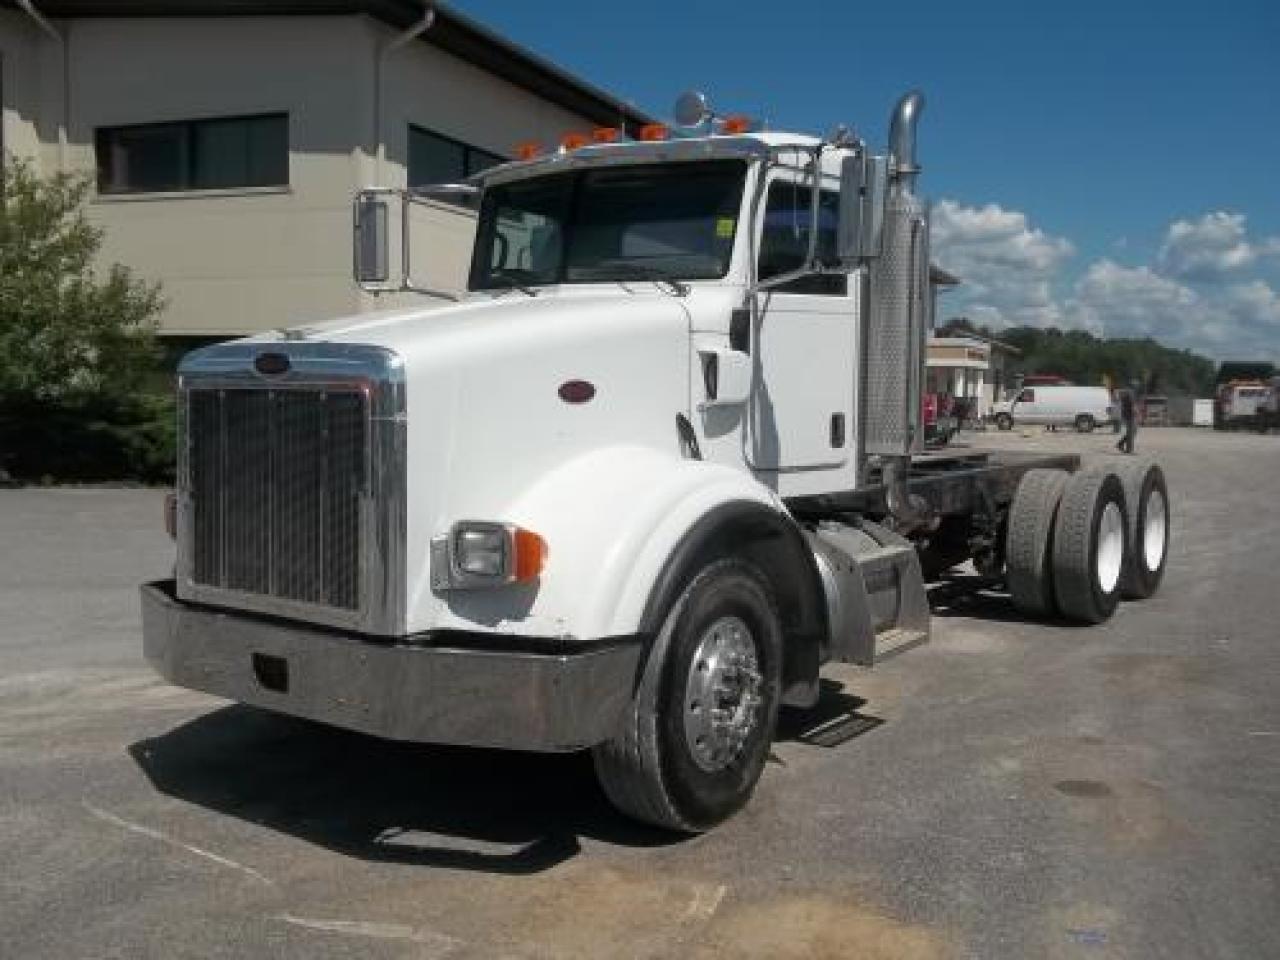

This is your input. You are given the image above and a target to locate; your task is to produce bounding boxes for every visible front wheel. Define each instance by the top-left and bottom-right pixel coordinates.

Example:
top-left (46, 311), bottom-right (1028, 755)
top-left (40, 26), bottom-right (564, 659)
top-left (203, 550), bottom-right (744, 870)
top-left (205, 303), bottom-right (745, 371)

top-left (592, 558), bottom-right (782, 832)
top-left (995, 413), bottom-right (1014, 431)
top-left (1075, 414), bottom-right (1096, 433)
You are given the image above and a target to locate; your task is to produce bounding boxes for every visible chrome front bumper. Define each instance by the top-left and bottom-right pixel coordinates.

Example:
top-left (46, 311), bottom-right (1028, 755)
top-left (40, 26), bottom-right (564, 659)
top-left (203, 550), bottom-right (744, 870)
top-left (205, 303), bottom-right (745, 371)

top-left (141, 581), bottom-right (641, 752)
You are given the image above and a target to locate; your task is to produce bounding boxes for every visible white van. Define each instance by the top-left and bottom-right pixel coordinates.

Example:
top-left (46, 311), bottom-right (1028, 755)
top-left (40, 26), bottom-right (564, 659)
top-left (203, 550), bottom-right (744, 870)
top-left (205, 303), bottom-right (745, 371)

top-left (992, 385), bottom-right (1115, 432)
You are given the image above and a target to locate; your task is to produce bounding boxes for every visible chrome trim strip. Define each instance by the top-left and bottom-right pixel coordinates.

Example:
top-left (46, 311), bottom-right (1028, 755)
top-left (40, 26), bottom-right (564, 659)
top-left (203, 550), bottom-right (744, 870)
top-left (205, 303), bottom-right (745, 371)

top-left (175, 341), bottom-right (406, 635)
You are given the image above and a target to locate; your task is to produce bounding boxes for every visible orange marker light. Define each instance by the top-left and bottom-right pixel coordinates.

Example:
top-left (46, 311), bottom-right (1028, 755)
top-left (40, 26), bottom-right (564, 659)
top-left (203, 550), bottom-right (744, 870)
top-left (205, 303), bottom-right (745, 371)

top-left (720, 114), bottom-right (753, 134)
top-left (515, 141), bottom-right (542, 160)
top-left (638, 123), bottom-right (670, 142)
top-left (561, 131), bottom-right (590, 151)
top-left (513, 527), bottom-right (547, 582)
top-left (592, 126), bottom-right (621, 144)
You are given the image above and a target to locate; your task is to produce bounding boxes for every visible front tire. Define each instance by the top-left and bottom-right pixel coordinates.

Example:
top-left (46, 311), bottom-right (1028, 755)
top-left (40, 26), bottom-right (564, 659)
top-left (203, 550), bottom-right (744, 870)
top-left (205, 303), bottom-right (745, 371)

top-left (995, 413), bottom-right (1014, 431)
top-left (592, 558), bottom-right (782, 833)
top-left (1075, 414), bottom-right (1096, 433)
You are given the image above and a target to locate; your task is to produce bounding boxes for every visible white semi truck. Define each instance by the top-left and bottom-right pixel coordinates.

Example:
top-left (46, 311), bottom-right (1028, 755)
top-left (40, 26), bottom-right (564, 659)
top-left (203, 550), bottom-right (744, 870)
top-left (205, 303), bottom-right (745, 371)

top-left (142, 91), bottom-right (1171, 832)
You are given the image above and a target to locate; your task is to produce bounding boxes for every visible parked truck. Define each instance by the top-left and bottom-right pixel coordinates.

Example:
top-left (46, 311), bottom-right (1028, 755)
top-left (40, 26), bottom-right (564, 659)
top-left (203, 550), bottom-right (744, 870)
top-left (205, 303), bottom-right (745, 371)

top-left (142, 91), bottom-right (1172, 832)
top-left (1215, 379), bottom-right (1278, 432)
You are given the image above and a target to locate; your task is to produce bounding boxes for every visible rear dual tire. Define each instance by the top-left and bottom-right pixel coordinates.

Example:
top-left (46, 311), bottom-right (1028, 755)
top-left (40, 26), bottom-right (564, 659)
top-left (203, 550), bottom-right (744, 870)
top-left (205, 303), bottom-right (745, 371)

top-left (1052, 471), bottom-right (1128, 624)
top-left (1084, 457), bottom-right (1170, 600)
top-left (1005, 467), bottom-right (1135, 623)
top-left (1006, 468), bottom-right (1069, 617)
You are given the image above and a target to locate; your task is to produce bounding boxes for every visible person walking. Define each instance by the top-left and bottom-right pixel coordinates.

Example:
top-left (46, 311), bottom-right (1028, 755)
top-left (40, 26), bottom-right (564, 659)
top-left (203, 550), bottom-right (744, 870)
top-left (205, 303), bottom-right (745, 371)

top-left (1116, 388), bottom-right (1138, 454)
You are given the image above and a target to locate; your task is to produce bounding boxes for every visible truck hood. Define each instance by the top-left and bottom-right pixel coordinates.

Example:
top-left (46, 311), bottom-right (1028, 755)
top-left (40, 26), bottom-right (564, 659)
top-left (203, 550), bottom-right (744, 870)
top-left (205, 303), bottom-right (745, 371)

top-left (248, 288), bottom-right (693, 370)
top-left (241, 286), bottom-right (699, 635)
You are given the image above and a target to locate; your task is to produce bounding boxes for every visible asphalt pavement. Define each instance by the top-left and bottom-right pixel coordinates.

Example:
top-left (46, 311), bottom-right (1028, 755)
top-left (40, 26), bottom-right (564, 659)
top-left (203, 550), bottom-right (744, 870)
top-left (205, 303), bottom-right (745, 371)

top-left (2, 427), bottom-right (1278, 959)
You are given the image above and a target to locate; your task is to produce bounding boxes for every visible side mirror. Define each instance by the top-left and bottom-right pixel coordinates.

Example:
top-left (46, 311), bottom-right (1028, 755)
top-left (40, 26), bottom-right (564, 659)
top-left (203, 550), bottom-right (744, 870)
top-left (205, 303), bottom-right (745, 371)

top-left (837, 153), bottom-right (888, 264)
top-left (354, 194), bottom-right (389, 285)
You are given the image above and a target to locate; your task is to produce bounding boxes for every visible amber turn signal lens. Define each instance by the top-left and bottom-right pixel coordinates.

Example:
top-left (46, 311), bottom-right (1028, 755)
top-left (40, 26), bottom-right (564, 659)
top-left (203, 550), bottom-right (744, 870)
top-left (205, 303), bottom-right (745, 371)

top-left (513, 527), bottom-right (547, 582)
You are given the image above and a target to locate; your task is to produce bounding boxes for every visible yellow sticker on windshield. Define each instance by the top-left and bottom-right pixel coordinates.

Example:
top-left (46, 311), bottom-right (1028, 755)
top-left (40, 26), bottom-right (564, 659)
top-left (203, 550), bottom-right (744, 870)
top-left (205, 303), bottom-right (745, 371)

top-left (716, 217), bottom-right (736, 238)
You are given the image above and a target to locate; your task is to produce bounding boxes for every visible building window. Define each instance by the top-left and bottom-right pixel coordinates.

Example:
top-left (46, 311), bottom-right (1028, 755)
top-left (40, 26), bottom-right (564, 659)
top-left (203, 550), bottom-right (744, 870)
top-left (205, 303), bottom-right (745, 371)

top-left (408, 125), bottom-right (504, 204)
top-left (96, 114), bottom-right (288, 194)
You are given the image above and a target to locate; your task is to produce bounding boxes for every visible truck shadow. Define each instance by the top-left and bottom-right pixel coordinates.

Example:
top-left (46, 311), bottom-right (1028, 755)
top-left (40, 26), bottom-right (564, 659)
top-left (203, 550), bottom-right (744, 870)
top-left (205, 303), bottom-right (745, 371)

top-left (128, 705), bottom-right (677, 876)
top-left (129, 679), bottom-right (880, 876)
top-left (927, 572), bottom-right (1087, 627)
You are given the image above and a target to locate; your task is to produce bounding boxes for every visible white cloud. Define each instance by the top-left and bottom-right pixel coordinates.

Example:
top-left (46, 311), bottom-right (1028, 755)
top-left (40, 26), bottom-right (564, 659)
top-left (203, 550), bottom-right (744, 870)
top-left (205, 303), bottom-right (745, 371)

top-left (931, 200), bottom-right (1074, 328)
top-left (931, 200), bottom-right (1280, 362)
top-left (1155, 212), bottom-right (1280, 281)
top-left (1070, 260), bottom-right (1201, 338)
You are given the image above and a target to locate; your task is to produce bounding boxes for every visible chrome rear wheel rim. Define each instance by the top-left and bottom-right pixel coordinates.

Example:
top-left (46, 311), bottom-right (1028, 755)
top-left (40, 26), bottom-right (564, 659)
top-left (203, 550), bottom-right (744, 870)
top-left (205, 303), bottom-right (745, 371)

top-left (683, 615), bottom-right (762, 772)
top-left (1097, 500), bottom-right (1124, 594)
top-left (1144, 489), bottom-right (1167, 573)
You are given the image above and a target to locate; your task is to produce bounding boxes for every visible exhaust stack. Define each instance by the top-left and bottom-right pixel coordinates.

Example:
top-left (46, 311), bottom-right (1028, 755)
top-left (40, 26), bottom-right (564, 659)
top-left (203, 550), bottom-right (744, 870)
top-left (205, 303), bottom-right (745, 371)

top-left (865, 91), bottom-right (936, 533)
top-left (888, 90), bottom-right (925, 193)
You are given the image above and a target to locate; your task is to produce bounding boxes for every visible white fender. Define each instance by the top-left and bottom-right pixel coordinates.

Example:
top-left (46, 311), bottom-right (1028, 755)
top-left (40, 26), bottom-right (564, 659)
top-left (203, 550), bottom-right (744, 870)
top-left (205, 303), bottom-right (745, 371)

top-left (429, 444), bottom-right (789, 641)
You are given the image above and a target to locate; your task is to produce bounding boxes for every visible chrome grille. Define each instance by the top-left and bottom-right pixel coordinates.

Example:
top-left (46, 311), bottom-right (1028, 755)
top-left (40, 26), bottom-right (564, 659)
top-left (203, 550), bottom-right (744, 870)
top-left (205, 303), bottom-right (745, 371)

top-left (187, 388), bottom-right (367, 610)
top-left (176, 342), bottom-right (405, 634)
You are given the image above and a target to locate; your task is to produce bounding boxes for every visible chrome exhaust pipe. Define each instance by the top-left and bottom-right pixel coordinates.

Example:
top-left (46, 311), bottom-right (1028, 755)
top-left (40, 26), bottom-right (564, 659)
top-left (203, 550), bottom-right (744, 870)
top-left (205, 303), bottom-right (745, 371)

top-left (888, 90), bottom-right (925, 192)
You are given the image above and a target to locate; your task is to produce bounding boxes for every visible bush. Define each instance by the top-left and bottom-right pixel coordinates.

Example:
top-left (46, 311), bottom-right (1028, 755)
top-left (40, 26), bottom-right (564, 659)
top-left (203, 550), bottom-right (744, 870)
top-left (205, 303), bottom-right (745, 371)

top-left (1, 156), bottom-right (169, 482)
top-left (0, 393), bottom-right (175, 483)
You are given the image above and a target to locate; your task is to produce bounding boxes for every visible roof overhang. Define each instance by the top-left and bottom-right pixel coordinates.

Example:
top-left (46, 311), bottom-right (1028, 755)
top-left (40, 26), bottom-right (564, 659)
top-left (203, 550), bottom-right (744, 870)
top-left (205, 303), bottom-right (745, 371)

top-left (5, 1), bottom-right (655, 132)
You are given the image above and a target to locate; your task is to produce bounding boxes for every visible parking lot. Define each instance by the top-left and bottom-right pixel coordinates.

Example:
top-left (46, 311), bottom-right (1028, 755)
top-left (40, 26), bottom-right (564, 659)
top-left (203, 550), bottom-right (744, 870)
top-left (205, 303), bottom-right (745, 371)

top-left (2, 427), bottom-right (1278, 960)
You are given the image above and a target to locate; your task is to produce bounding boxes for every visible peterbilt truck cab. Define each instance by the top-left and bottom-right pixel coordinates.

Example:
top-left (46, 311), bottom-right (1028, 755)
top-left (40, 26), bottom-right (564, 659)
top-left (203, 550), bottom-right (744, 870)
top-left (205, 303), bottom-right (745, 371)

top-left (142, 92), bottom-right (1172, 832)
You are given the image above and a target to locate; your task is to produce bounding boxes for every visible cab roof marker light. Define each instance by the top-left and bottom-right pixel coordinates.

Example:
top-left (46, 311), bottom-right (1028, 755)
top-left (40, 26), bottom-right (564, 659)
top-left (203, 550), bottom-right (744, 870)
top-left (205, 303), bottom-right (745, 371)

top-left (638, 123), bottom-right (670, 142)
top-left (514, 141), bottom-right (542, 160)
top-left (718, 114), bottom-right (755, 135)
top-left (592, 126), bottom-right (622, 144)
top-left (560, 131), bottom-right (590, 151)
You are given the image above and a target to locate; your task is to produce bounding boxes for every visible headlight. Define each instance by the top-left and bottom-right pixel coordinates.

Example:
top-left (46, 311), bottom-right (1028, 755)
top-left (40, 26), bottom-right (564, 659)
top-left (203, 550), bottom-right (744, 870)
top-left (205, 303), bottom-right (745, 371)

top-left (455, 525), bottom-right (509, 577)
top-left (431, 521), bottom-right (547, 590)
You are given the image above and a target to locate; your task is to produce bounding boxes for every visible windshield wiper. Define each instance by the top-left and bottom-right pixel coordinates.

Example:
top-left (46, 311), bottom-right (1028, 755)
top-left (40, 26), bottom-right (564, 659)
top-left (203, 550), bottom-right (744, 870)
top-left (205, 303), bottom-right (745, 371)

top-left (588, 261), bottom-right (691, 297)
top-left (488, 268), bottom-right (540, 297)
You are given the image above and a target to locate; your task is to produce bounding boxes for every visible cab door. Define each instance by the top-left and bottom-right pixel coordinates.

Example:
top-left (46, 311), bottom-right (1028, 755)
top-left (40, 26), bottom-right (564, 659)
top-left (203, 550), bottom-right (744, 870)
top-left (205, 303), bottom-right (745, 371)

top-left (746, 176), bottom-right (855, 474)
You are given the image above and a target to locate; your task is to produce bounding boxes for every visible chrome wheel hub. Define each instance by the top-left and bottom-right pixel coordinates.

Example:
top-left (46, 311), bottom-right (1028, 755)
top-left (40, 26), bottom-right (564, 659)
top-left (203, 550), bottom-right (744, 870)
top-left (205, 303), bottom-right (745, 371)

top-left (683, 615), bottom-right (763, 772)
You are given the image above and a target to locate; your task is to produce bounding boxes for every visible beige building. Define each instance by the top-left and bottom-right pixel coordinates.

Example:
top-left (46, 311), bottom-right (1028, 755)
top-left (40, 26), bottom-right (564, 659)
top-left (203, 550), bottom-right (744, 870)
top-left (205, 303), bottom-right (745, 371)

top-left (0, 1), bottom-right (650, 343)
top-left (926, 334), bottom-right (1020, 418)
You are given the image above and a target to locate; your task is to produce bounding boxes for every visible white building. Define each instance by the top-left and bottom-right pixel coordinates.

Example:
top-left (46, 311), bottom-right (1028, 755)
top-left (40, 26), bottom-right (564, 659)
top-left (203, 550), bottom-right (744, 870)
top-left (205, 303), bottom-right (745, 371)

top-left (1, 1), bottom-right (650, 345)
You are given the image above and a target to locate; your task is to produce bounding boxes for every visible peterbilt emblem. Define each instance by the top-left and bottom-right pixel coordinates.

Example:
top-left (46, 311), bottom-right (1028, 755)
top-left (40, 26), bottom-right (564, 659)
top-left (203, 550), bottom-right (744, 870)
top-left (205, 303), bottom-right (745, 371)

top-left (254, 352), bottom-right (291, 376)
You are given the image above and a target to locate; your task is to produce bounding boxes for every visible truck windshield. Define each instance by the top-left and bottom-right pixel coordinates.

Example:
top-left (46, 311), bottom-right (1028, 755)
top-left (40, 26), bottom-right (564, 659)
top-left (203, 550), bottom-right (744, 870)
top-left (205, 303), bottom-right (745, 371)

top-left (468, 160), bottom-right (746, 291)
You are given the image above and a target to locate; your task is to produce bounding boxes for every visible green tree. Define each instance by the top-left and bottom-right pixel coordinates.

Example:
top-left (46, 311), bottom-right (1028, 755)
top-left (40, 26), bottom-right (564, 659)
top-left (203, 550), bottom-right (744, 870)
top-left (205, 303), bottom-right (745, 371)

top-left (0, 158), bottom-right (172, 481)
top-left (0, 157), bottom-right (162, 403)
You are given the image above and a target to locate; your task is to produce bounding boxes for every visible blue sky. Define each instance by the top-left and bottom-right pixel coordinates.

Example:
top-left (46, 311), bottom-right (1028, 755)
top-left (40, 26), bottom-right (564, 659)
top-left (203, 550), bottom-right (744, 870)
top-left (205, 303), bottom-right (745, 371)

top-left (458, 0), bottom-right (1280, 360)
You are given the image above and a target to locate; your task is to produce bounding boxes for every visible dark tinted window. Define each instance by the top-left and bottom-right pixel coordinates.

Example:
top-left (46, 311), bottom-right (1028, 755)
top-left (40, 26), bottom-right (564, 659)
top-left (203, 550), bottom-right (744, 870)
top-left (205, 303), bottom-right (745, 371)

top-left (408, 126), bottom-right (506, 207)
top-left (469, 161), bottom-right (746, 292)
top-left (758, 179), bottom-right (847, 295)
top-left (96, 114), bottom-right (288, 194)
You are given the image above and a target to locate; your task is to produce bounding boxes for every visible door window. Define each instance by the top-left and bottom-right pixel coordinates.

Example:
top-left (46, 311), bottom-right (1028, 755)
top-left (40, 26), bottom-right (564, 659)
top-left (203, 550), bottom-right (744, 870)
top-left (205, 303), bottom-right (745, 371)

top-left (757, 179), bottom-right (846, 295)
